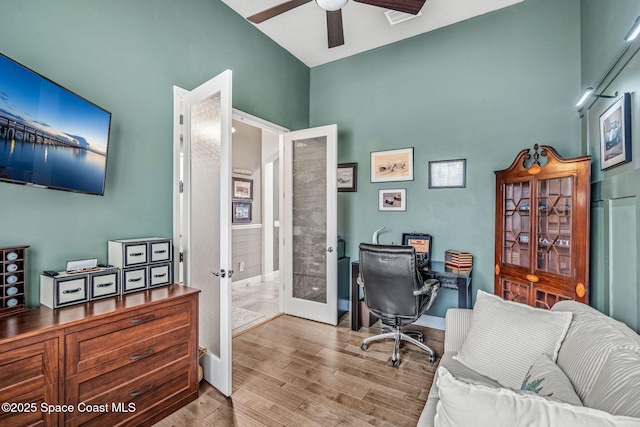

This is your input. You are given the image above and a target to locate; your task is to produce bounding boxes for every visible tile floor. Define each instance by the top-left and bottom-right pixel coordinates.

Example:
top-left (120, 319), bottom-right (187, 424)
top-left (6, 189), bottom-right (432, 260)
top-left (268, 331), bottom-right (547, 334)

top-left (232, 278), bottom-right (281, 335)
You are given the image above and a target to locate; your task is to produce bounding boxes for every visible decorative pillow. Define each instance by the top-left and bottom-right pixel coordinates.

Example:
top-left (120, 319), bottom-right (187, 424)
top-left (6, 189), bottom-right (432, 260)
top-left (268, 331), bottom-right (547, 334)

top-left (552, 300), bottom-right (640, 401)
top-left (434, 367), bottom-right (640, 427)
top-left (521, 353), bottom-right (582, 406)
top-left (453, 290), bottom-right (572, 388)
top-left (584, 348), bottom-right (640, 417)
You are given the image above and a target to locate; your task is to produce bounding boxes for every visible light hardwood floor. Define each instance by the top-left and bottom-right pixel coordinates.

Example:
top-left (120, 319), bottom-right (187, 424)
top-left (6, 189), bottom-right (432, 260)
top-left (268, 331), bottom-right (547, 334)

top-left (154, 314), bottom-right (444, 426)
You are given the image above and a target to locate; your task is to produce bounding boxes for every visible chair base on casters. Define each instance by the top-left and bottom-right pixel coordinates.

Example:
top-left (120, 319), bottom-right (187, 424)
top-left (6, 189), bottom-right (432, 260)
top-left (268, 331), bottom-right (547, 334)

top-left (360, 325), bottom-right (436, 367)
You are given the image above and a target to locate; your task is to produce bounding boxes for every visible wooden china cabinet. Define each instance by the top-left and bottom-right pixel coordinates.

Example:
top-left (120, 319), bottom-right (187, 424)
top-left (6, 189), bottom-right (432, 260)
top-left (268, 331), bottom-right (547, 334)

top-left (494, 144), bottom-right (591, 308)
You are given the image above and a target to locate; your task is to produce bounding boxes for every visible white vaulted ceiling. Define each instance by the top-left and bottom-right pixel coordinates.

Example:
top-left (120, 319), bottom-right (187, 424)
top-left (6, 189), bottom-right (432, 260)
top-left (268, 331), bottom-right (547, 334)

top-left (221, 0), bottom-right (524, 67)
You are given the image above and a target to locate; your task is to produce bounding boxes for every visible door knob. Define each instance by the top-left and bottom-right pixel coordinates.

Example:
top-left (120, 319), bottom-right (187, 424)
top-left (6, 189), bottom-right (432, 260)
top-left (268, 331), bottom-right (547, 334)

top-left (327, 247), bottom-right (334, 252)
top-left (212, 269), bottom-right (226, 278)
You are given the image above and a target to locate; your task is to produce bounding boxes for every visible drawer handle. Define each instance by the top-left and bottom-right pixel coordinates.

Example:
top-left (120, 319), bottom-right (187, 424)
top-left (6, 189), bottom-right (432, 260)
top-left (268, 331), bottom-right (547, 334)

top-left (130, 314), bottom-right (155, 325)
top-left (154, 250), bottom-right (167, 254)
top-left (128, 277), bottom-right (143, 283)
top-left (63, 288), bottom-right (82, 294)
top-left (129, 383), bottom-right (154, 397)
top-left (97, 282), bottom-right (113, 288)
top-left (130, 252), bottom-right (144, 257)
top-left (129, 348), bottom-right (154, 361)
top-left (153, 273), bottom-right (167, 278)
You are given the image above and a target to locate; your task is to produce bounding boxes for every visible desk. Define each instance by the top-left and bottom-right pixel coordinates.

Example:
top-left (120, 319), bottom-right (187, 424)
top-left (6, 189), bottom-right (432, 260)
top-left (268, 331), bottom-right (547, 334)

top-left (350, 260), bottom-right (472, 331)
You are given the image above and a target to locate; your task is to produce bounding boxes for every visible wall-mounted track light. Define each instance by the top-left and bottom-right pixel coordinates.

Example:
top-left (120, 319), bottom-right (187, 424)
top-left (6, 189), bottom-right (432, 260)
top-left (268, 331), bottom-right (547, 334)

top-left (625, 16), bottom-right (640, 42)
top-left (575, 87), bottom-right (618, 107)
top-left (575, 88), bottom-right (593, 107)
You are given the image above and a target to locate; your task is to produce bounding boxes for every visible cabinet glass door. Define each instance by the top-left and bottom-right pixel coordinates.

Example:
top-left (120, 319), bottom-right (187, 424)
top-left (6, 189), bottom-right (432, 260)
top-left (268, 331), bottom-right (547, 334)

top-left (502, 181), bottom-right (531, 268)
top-left (536, 177), bottom-right (573, 276)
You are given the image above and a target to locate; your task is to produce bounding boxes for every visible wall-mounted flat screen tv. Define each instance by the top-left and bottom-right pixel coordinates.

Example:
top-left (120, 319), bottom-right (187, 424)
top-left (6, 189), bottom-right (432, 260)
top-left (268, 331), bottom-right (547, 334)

top-left (0, 52), bottom-right (111, 196)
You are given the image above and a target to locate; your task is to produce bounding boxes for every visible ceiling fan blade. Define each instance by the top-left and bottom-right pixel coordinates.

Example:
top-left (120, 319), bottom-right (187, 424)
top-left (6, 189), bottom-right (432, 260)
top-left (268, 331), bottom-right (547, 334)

top-left (247, 0), bottom-right (313, 24)
top-left (353, 0), bottom-right (426, 15)
top-left (327, 10), bottom-right (345, 48)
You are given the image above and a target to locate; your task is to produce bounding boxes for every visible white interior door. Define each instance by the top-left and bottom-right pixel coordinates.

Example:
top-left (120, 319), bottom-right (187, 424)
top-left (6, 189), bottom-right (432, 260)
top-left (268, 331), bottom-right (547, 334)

top-left (283, 124), bottom-right (338, 325)
top-left (179, 70), bottom-right (233, 396)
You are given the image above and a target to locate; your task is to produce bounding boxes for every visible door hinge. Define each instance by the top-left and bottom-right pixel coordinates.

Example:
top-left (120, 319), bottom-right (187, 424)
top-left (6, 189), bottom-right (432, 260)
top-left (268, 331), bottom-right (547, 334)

top-left (179, 181), bottom-right (184, 193)
top-left (179, 252), bottom-right (184, 262)
top-left (180, 114), bottom-right (184, 125)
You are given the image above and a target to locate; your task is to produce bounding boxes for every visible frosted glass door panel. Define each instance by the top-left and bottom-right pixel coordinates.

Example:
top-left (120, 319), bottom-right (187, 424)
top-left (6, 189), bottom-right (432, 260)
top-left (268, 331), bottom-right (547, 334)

top-left (180, 70), bottom-right (232, 397)
top-left (189, 92), bottom-right (221, 355)
top-left (292, 136), bottom-right (327, 303)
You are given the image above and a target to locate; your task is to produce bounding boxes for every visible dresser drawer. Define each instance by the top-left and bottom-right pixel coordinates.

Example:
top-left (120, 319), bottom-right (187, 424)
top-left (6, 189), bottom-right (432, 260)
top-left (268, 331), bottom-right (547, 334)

top-left (150, 241), bottom-right (171, 263)
top-left (149, 263), bottom-right (172, 287)
top-left (65, 300), bottom-right (196, 376)
top-left (0, 382), bottom-right (58, 427)
top-left (65, 362), bottom-right (197, 426)
top-left (122, 268), bottom-right (147, 293)
top-left (65, 336), bottom-right (193, 422)
top-left (90, 271), bottom-right (119, 300)
top-left (0, 336), bottom-right (58, 400)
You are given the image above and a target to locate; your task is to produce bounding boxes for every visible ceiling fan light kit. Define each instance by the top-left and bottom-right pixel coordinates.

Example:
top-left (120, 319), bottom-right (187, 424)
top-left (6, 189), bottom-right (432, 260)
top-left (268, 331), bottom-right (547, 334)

top-left (316, 0), bottom-right (348, 11)
top-left (247, 0), bottom-right (426, 49)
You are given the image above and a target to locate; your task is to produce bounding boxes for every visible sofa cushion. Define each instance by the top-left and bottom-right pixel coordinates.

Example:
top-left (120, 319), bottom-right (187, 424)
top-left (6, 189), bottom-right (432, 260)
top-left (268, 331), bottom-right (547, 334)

top-left (434, 366), bottom-right (640, 427)
top-left (583, 348), bottom-right (640, 417)
top-left (551, 301), bottom-right (640, 401)
top-left (419, 351), bottom-right (501, 427)
top-left (453, 290), bottom-right (572, 388)
top-left (521, 353), bottom-right (582, 406)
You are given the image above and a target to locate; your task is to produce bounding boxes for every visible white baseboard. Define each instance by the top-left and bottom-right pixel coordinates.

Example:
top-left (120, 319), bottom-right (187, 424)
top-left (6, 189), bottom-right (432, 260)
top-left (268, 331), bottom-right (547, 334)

top-left (232, 276), bottom-right (261, 287)
top-left (413, 314), bottom-right (445, 330)
top-left (232, 271), bottom-right (280, 287)
top-left (263, 271), bottom-right (280, 281)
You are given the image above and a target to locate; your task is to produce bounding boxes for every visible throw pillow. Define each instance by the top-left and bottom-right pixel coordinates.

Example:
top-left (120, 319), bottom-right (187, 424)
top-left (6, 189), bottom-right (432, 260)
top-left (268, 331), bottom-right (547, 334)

top-left (433, 367), bottom-right (640, 427)
top-left (521, 353), bottom-right (582, 406)
top-left (452, 290), bottom-right (572, 388)
top-left (584, 348), bottom-right (640, 417)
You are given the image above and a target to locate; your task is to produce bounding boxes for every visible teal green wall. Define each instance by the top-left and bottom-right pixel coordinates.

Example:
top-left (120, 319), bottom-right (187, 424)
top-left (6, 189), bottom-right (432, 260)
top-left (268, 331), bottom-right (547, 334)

top-left (0, 0), bottom-right (310, 305)
top-left (580, 0), bottom-right (640, 332)
top-left (310, 0), bottom-right (582, 316)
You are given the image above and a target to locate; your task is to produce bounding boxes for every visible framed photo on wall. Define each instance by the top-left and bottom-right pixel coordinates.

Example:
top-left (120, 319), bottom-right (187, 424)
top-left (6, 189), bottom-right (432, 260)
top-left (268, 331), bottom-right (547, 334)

top-left (371, 147), bottom-right (414, 182)
top-left (378, 188), bottom-right (406, 211)
top-left (429, 159), bottom-right (466, 188)
top-left (232, 202), bottom-right (252, 223)
top-left (337, 162), bottom-right (357, 192)
top-left (600, 92), bottom-right (632, 170)
top-left (232, 177), bottom-right (253, 200)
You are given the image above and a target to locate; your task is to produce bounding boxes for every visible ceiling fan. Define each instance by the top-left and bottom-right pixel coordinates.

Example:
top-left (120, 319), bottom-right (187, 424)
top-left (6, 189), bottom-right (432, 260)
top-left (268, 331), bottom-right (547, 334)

top-left (247, 0), bottom-right (427, 49)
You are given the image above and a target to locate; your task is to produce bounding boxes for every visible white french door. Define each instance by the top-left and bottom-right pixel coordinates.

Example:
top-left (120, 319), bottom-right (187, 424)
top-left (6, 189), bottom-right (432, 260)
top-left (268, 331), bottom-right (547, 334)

top-left (283, 125), bottom-right (338, 325)
top-left (176, 70), bottom-right (233, 396)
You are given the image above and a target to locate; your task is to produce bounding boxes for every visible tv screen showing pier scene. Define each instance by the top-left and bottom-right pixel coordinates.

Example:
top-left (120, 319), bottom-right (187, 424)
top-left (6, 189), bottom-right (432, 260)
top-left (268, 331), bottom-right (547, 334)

top-left (0, 53), bottom-right (111, 195)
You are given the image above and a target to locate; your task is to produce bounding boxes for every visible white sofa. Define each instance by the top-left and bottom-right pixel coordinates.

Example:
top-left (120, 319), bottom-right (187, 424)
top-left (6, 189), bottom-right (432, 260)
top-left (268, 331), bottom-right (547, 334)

top-left (419, 291), bottom-right (640, 427)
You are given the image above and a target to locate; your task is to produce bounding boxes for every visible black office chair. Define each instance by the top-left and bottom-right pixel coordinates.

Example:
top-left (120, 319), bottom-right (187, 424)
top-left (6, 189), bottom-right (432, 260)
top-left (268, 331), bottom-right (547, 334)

top-left (358, 243), bottom-right (440, 367)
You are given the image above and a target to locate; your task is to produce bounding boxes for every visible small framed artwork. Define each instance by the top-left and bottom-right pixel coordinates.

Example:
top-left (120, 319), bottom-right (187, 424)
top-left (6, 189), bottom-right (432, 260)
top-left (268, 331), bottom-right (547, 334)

top-left (600, 92), bottom-right (632, 170)
top-left (337, 162), bottom-right (357, 192)
top-left (429, 159), bottom-right (466, 188)
top-left (232, 202), bottom-right (252, 223)
top-left (232, 177), bottom-right (253, 200)
top-left (371, 147), bottom-right (414, 183)
top-left (378, 188), bottom-right (406, 211)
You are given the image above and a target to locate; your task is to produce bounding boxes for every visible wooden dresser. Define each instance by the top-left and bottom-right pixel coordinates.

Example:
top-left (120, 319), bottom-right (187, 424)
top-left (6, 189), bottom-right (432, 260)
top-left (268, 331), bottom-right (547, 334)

top-left (0, 284), bottom-right (199, 426)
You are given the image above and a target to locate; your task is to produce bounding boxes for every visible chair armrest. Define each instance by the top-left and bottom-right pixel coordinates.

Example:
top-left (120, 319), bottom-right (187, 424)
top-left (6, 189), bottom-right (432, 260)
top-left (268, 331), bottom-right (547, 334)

top-left (413, 278), bottom-right (440, 296)
top-left (444, 308), bottom-right (473, 353)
